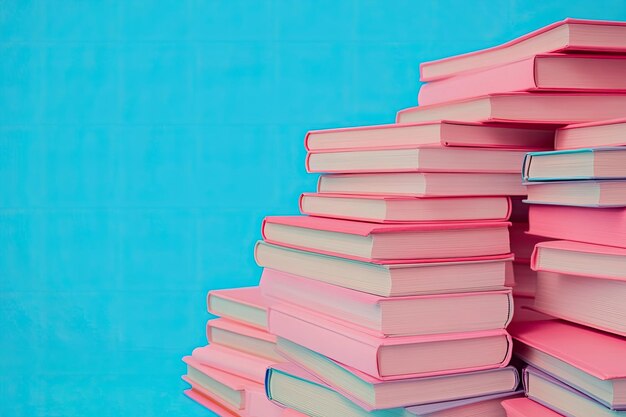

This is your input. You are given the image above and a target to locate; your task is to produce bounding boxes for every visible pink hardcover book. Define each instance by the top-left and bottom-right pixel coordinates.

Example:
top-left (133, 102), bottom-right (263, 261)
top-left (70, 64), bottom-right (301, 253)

top-left (528, 205), bottom-right (626, 248)
top-left (192, 344), bottom-right (276, 384)
top-left (183, 355), bottom-right (258, 411)
top-left (184, 387), bottom-right (242, 417)
top-left (299, 193), bottom-right (512, 223)
top-left (318, 172), bottom-right (528, 197)
top-left (509, 320), bottom-right (626, 409)
top-left (261, 268), bottom-right (513, 337)
top-left (305, 146), bottom-right (528, 174)
top-left (268, 303), bottom-right (512, 380)
top-left (396, 93), bottom-right (626, 125)
top-left (502, 397), bottom-right (565, 417)
top-left (509, 320), bottom-right (626, 381)
top-left (304, 121), bottom-right (554, 152)
top-left (418, 54), bottom-right (626, 106)
top-left (419, 18), bottom-right (626, 82)
top-left (207, 318), bottom-right (276, 344)
top-left (555, 118), bottom-right (626, 150)
top-left (207, 287), bottom-right (269, 330)
top-left (262, 215), bottom-right (511, 262)
top-left (255, 240), bottom-right (514, 297)
top-left (206, 318), bottom-right (283, 362)
top-left (531, 240), bottom-right (626, 280)
top-left (533, 271), bottom-right (626, 337)
top-left (276, 335), bottom-right (520, 410)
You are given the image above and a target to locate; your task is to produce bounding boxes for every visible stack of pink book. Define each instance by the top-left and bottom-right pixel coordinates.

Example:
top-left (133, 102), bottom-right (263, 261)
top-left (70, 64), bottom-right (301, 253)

top-left (416, 17), bottom-right (626, 417)
top-left (183, 18), bottom-right (626, 417)
top-left (182, 286), bottom-right (307, 416)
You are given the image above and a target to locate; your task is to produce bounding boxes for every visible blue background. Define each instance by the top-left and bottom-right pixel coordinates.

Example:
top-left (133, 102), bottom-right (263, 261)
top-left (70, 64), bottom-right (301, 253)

top-left (2, 1), bottom-right (626, 415)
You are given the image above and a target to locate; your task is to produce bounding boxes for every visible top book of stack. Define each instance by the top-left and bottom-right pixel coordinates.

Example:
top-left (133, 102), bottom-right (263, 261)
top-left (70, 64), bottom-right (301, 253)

top-left (419, 18), bottom-right (626, 82)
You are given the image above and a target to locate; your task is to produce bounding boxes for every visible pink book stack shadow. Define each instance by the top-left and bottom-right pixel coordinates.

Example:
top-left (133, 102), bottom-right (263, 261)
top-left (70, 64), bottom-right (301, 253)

top-left (182, 17), bottom-right (626, 417)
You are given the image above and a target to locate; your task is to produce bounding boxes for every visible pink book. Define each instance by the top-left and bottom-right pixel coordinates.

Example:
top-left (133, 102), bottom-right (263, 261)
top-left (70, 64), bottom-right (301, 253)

top-left (262, 215), bottom-right (511, 261)
top-left (183, 355), bottom-right (258, 411)
top-left (555, 118), bottom-right (626, 150)
top-left (524, 180), bottom-right (626, 208)
top-left (419, 54), bottom-right (626, 106)
top-left (318, 172), bottom-right (527, 197)
top-left (306, 147), bottom-right (528, 174)
top-left (192, 344), bottom-right (276, 384)
top-left (207, 318), bottom-right (283, 362)
top-left (299, 193), bottom-right (512, 223)
top-left (419, 18), bottom-right (626, 82)
top-left (255, 241), bottom-right (514, 297)
top-left (510, 320), bottom-right (626, 410)
top-left (184, 387), bottom-right (242, 416)
top-left (396, 93), bottom-right (626, 125)
top-left (502, 397), bottom-right (565, 417)
top-left (528, 205), bottom-right (626, 248)
top-left (276, 335), bottom-right (520, 410)
top-left (207, 287), bottom-right (269, 330)
top-left (261, 268), bottom-right (513, 337)
top-left (268, 303), bottom-right (512, 380)
top-left (304, 121), bottom-right (555, 151)
top-left (533, 271), bottom-right (626, 337)
top-left (531, 240), bottom-right (626, 281)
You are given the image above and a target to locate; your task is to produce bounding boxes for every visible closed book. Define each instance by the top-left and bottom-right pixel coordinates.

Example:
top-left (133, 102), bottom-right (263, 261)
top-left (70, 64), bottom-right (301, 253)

top-left (261, 268), bottom-right (513, 337)
top-left (419, 55), bottom-right (626, 106)
top-left (299, 193), bottom-right (512, 223)
top-left (531, 240), bottom-right (626, 280)
top-left (524, 367), bottom-right (626, 417)
top-left (556, 118), bottom-right (626, 150)
top-left (266, 362), bottom-right (520, 417)
top-left (306, 147), bottom-right (528, 174)
top-left (276, 336), bottom-right (519, 410)
top-left (268, 303), bottom-right (512, 380)
top-left (183, 355), bottom-right (256, 411)
top-left (183, 364), bottom-right (284, 417)
top-left (509, 320), bottom-right (626, 410)
top-left (502, 398), bottom-right (565, 417)
top-left (523, 148), bottom-right (626, 181)
top-left (255, 241), bottom-right (513, 297)
top-left (528, 205), bottom-right (626, 248)
top-left (207, 287), bottom-right (269, 330)
top-left (305, 121), bottom-right (554, 152)
top-left (396, 93), bottom-right (626, 125)
top-left (318, 172), bottom-right (527, 197)
top-left (207, 318), bottom-right (283, 363)
top-left (525, 180), bottom-right (626, 207)
top-left (419, 18), bottom-right (626, 82)
top-left (533, 271), bottom-right (626, 337)
top-left (265, 362), bottom-right (407, 417)
top-left (191, 344), bottom-right (278, 384)
top-left (261, 216), bottom-right (510, 261)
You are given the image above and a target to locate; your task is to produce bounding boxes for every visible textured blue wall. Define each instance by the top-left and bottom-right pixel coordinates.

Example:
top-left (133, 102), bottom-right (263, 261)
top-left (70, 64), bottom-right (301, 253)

top-left (2, 1), bottom-right (626, 416)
